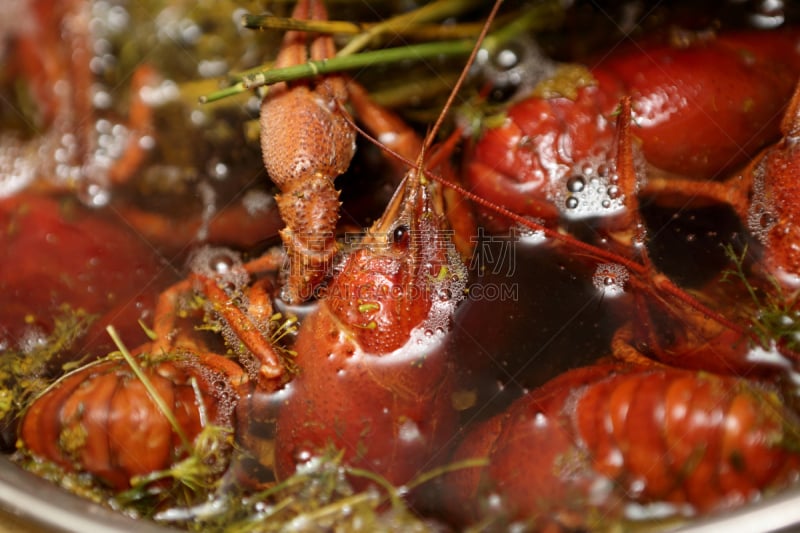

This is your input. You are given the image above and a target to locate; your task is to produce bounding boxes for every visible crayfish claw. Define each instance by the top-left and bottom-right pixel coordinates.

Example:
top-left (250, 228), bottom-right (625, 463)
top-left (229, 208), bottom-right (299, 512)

top-left (259, 0), bottom-right (356, 304)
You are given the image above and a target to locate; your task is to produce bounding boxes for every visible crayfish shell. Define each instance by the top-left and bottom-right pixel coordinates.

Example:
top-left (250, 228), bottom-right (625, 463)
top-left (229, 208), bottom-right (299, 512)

top-left (19, 352), bottom-right (245, 490)
top-left (445, 363), bottom-right (800, 528)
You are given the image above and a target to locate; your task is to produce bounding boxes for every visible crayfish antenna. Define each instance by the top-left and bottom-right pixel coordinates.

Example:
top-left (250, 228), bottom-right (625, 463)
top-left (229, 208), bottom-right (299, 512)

top-left (416, 0), bottom-right (505, 168)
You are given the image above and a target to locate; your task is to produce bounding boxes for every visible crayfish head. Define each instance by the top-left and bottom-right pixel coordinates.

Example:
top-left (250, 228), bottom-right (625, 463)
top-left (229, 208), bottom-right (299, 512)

top-left (324, 168), bottom-right (467, 354)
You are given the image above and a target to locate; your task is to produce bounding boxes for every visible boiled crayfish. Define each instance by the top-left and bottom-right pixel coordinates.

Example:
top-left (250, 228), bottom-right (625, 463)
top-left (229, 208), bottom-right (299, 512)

top-left (444, 361), bottom-right (800, 529)
top-left (271, 160), bottom-right (468, 489)
top-left (11, 1), bottom-right (800, 532)
top-left (466, 26), bottom-right (800, 228)
top-left (18, 0), bottom-right (476, 505)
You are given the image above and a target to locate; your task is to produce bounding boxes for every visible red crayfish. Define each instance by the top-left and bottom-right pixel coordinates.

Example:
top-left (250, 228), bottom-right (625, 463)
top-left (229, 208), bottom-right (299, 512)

top-left (466, 24), bottom-right (800, 228)
top-left (11, 1), bottom-right (800, 531)
top-left (19, 0), bottom-right (475, 498)
top-left (444, 361), bottom-right (800, 529)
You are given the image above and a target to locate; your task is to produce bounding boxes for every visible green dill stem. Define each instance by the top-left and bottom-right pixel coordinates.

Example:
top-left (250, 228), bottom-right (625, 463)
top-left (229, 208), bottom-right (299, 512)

top-left (190, 376), bottom-right (209, 427)
top-left (252, 470), bottom-right (311, 501)
top-left (241, 39), bottom-right (474, 89)
top-left (726, 244), bottom-right (762, 309)
top-left (337, 0), bottom-right (484, 57)
top-left (201, 1), bottom-right (561, 103)
top-left (199, 81), bottom-right (248, 104)
top-left (272, 315), bottom-right (298, 340)
top-left (405, 457), bottom-right (488, 490)
top-left (137, 318), bottom-right (158, 341)
top-left (243, 13), bottom-right (365, 34)
top-left (243, 11), bottom-right (501, 41)
top-left (344, 466), bottom-right (404, 510)
top-left (259, 495), bottom-right (296, 522)
top-left (484, 1), bottom-right (564, 51)
top-left (292, 491), bottom-right (378, 523)
top-left (106, 325), bottom-right (192, 451)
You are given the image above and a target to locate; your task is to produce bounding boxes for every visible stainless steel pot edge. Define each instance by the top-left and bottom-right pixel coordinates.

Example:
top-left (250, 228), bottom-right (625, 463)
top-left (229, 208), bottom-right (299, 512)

top-left (0, 456), bottom-right (177, 533)
top-left (2, 453), bottom-right (800, 532)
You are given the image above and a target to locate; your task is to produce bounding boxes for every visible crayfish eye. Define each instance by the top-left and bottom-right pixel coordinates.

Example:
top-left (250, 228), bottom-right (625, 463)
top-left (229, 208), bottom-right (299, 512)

top-left (392, 224), bottom-right (410, 248)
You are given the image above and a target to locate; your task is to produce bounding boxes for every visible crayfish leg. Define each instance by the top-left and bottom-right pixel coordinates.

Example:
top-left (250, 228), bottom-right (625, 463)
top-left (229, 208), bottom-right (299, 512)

top-left (192, 274), bottom-right (284, 381)
top-left (601, 97), bottom-right (647, 256)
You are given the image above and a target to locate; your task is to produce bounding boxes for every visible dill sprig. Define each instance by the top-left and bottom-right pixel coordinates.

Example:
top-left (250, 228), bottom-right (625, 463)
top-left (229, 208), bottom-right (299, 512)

top-left (151, 447), bottom-right (486, 532)
top-left (721, 244), bottom-right (800, 353)
top-left (0, 305), bottom-right (96, 425)
top-left (114, 423), bottom-right (234, 516)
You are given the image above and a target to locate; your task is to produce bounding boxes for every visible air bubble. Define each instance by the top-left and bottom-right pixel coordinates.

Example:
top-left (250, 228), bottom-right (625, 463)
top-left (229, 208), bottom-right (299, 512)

top-left (139, 136), bottom-right (155, 150)
top-left (747, 200), bottom-right (777, 243)
top-left (749, 0), bottom-right (785, 29)
top-left (294, 449), bottom-right (312, 463)
top-left (759, 212), bottom-right (775, 229)
top-left (242, 189), bottom-right (275, 215)
top-left (486, 493), bottom-right (505, 512)
top-left (209, 252), bottom-right (236, 274)
top-left (76, 175), bottom-right (111, 207)
top-left (139, 80), bottom-right (180, 106)
top-left (567, 175), bottom-right (586, 193)
top-left (18, 326), bottom-right (48, 354)
top-left (189, 246), bottom-right (248, 291)
top-left (398, 419), bottom-right (422, 443)
top-left (481, 36), bottom-right (553, 104)
top-left (558, 158), bottom-right (627, 220)
top-left (92, 89), bottom-right (112, 109)
top-left (493, 47), bottom-right (520, 70)
top-left (207, 160), bottom-right (229, 180)
top-left (0, 138), bottom-right (37, 197)
top-left (406, 245), bottom-right (468, 351)
top-left (198, 59), bottom-right (228, 78)
top-left (515, 218), bottom-right (547, 245)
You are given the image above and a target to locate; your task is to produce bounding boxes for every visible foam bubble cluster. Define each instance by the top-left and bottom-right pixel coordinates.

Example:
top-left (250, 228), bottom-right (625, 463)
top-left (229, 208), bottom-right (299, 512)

top-left (555, 160), bottom-right (627, 220)
top-left (189, 246), bottom-right (249, 291)
top-left (593, 263), bottom-right (629, 298)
